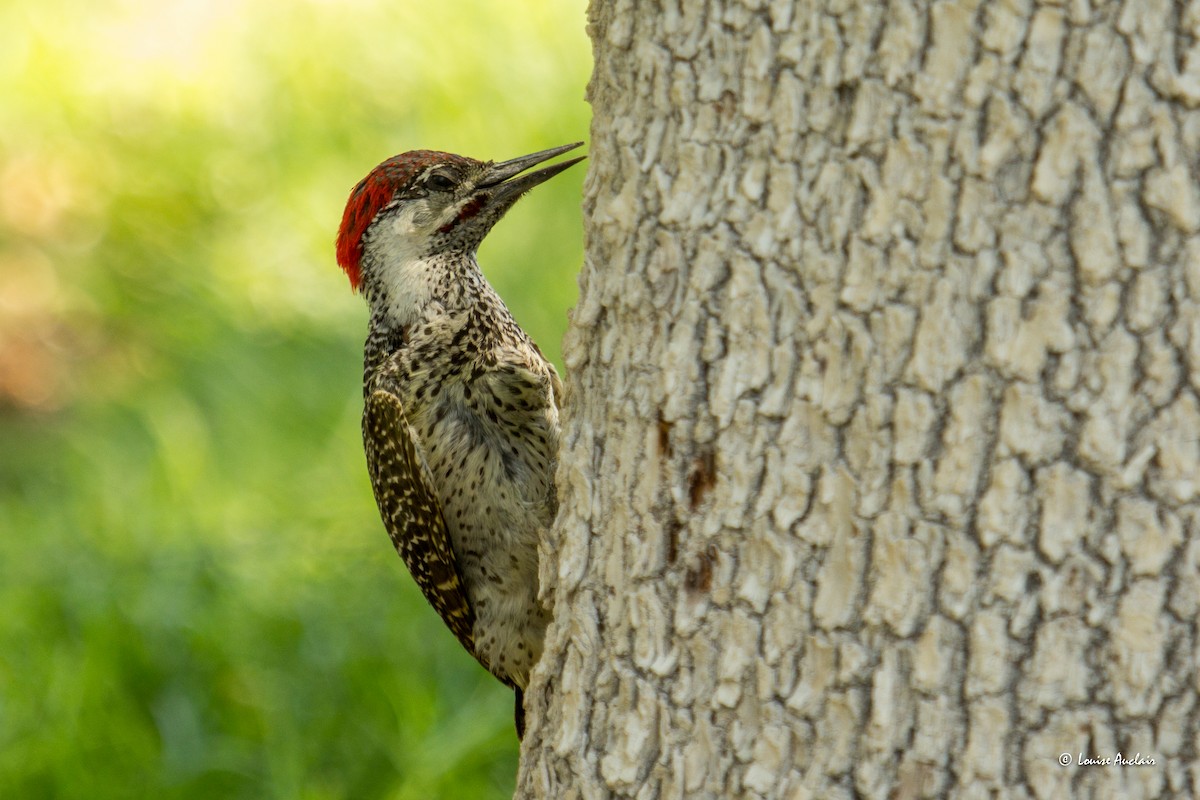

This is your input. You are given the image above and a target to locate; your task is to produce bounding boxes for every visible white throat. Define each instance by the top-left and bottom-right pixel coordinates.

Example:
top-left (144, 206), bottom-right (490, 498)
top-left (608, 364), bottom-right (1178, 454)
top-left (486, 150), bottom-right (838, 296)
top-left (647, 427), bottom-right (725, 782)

top-left (365, 202), bottom-right (456, 327)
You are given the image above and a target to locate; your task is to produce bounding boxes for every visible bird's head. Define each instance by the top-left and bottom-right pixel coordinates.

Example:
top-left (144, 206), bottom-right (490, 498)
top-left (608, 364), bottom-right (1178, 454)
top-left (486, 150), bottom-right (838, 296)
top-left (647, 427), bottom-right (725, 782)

top-left (335, 142), bottom-right (584, 293)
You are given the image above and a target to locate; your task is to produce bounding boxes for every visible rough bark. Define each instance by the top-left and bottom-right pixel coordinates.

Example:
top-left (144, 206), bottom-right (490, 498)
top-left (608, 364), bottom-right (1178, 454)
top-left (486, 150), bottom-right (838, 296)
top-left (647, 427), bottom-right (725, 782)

top-left (517, 1), bottom-right (1200, 798)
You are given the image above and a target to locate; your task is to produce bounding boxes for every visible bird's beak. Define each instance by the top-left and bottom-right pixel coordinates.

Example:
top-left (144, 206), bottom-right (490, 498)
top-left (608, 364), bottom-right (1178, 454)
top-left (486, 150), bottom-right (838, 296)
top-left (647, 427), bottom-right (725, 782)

top-left (478, 142), bottom-right (586, 205)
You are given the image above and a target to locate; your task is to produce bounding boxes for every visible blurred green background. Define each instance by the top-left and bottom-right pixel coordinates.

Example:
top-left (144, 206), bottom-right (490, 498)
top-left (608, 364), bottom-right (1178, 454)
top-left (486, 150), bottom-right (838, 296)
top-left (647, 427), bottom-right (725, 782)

top-left (0, 0), bottom-right (589, 797)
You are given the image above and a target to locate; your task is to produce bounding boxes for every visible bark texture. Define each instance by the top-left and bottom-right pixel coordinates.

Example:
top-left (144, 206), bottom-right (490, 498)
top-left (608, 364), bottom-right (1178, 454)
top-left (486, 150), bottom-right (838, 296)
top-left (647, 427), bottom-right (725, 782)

top-left (517, 1), bottom-right (1200, 798)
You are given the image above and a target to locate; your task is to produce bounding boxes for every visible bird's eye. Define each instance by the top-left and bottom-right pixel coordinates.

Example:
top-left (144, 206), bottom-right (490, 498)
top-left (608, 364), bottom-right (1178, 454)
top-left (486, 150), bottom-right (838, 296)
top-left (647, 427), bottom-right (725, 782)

top-left (426, 173), bottom-right (456, 192)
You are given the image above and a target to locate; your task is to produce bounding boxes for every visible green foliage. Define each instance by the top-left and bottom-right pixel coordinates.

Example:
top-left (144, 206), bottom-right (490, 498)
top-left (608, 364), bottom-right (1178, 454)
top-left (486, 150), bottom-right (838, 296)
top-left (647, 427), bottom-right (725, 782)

top-left (0, 0), bottom-right (589, 796)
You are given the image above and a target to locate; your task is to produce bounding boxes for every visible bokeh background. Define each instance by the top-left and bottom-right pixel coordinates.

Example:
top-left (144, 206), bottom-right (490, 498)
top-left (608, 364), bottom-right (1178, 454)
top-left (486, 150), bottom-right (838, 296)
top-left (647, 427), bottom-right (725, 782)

top-left (0, 0), bottom-right (589, 796)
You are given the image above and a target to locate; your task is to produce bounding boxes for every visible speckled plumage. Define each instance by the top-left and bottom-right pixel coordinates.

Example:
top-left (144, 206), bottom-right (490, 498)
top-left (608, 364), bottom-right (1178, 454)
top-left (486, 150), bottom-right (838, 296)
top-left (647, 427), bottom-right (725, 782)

top-left (337, 144), bottom-right (581, 737)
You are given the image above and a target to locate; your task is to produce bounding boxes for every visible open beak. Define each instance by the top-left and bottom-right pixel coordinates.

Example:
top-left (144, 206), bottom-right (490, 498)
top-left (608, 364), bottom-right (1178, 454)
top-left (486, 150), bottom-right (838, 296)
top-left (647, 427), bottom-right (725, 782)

top-left (478, 142), bottom-right (586, 204)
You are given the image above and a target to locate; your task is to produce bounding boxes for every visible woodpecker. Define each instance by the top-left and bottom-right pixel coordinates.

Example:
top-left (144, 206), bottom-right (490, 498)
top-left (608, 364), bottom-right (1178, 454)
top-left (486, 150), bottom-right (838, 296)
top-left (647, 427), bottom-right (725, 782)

top-left (335, 142), bottom-right (584, 737)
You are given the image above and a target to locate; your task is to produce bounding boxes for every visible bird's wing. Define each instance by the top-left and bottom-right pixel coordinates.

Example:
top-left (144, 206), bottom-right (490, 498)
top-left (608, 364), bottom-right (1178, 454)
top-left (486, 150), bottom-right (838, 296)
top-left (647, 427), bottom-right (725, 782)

top-left (362, 388), bottom-right (478, 662)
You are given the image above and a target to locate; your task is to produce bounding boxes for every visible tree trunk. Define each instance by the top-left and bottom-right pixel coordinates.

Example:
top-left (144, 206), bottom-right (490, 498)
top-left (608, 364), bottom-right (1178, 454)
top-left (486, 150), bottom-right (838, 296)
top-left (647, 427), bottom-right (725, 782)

top-left (517, 1), bottom-right (1200, 798)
